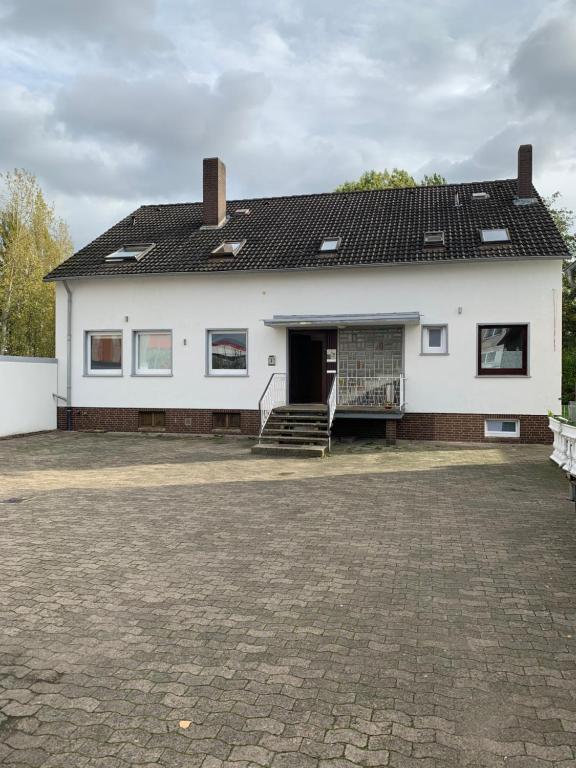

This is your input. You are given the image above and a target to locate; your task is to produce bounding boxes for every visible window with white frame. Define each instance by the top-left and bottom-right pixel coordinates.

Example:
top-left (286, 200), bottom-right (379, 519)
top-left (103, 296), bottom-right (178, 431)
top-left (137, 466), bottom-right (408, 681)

top-left (484, 419), bottom-right (520, 438)
top-left (422, 325), bottom-right (447, 354)
top-left (208, 330), bottom-right (248, 375)
top-left (86, 331), bottom-right (122, 375)
top-left (134, 331), bottom-right (172, 375)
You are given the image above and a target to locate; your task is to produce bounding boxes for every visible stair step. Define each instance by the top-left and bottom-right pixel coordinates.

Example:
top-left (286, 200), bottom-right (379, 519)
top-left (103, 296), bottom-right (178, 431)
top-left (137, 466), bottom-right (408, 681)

top-left (264, 428), bottom-right (330, 437)
top-left (252, 444), bottom-right (326, 458)
top-left (258, 434), bottom-right (329, 445)
top-left (269, 415), bottom-right (328, 423)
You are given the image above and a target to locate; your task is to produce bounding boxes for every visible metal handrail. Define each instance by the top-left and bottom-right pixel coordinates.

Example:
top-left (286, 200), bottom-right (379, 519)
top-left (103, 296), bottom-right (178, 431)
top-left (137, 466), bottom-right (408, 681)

top-left (258, 372), bottom-right (287, 435)
top-left (327, 375), bottom-right (338, 453)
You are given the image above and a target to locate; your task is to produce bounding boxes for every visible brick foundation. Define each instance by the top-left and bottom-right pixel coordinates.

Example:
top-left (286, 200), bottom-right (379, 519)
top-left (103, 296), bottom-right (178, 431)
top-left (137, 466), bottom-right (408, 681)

top-left (58, 408), bottom-right (552, 444)
top-left (396, 413), bottom-right (551, 444)
top-left (57, 407), bottom-right (260, 436)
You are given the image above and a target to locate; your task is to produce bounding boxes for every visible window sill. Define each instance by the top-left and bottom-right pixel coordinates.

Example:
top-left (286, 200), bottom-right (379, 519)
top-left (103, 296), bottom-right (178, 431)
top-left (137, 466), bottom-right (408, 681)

top-left (475, 375), bottom-right (531, 379)
top-left (205, 374), bottom-right (249, 378)
top-left (131, 373), bottom-right (173, 377)
top-left (84, 373), bottom-right (123, 377)
top-left (420, 352), bottom-right (449, 356)
top-left (212, 429), bottom-right (242, 435)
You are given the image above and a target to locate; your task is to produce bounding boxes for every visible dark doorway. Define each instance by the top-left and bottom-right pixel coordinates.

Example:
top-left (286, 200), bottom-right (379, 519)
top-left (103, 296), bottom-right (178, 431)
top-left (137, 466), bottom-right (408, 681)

top-left (288, 329), bottom-right (337, 404)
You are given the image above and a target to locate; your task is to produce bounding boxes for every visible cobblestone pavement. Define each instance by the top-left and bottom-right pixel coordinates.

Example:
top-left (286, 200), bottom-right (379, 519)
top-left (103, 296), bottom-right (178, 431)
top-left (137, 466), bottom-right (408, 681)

top-left (1, 432), bottom-right (576, 768)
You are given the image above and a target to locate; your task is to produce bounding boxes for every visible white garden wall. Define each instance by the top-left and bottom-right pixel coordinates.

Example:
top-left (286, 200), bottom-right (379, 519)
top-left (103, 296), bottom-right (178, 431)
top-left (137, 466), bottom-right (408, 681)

top-left (0, 356), bottom-right (58, 437)
top-left (55, 258), bottom-right (562, 415)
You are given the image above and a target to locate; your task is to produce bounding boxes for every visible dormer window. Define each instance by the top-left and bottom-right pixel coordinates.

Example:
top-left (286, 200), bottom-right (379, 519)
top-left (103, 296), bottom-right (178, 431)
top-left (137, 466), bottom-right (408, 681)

top-left (105, 243), bottom-right (155, 262)
top-left (423, 231), bottom-right (445, 246)
top-left (480, 228), bottom-right (510, 243)
top-left (319, 237), bottom-right (341, 252)
top-left (211, 240), bottom-right (245, 257)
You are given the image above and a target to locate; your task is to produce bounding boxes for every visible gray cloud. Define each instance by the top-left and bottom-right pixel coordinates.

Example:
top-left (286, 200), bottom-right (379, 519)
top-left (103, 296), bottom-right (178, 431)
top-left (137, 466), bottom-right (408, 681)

top-left (0, 0), bottom-right (575, 247)
top-left (510, 14), bottom-right (576, 115)
top-left (0, 0), bottom-right (172, 57)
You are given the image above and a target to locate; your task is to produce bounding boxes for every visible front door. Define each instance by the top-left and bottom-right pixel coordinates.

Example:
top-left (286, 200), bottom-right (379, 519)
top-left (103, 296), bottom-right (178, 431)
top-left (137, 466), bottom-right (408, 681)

top-left (288, 329), bottom-right (336, 404)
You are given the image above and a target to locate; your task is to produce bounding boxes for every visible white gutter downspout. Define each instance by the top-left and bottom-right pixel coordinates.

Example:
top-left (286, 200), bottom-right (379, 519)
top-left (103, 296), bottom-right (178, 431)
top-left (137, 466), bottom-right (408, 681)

top-left (63, 280), bottom-right (73, 431)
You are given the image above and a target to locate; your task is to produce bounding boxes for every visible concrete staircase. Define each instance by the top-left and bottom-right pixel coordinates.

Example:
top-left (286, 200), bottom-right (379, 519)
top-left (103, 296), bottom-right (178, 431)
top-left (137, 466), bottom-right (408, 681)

top-left (251, 405), bottom-right (330, 458)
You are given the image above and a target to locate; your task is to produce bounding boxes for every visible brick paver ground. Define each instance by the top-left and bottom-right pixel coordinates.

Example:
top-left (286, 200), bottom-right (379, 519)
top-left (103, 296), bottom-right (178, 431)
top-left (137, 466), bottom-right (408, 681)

top-left (1, 432), bottom-right (576, 768)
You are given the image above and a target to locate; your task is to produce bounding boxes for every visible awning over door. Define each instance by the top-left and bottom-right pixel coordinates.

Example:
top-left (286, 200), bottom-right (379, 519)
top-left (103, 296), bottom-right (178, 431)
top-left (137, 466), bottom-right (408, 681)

top-left (263, 312), bottom-right (420, 328)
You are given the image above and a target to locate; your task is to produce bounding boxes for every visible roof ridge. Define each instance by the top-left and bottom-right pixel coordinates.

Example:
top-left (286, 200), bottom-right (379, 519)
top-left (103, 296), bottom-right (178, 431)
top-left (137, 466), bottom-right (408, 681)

top-left (139, 178), bottom-right (518, 210)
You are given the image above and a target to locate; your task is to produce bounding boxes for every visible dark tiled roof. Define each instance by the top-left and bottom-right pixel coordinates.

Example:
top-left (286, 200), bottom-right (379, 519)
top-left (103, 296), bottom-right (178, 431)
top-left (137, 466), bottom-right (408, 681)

top-left (45, 179), bottom-right (569, 281)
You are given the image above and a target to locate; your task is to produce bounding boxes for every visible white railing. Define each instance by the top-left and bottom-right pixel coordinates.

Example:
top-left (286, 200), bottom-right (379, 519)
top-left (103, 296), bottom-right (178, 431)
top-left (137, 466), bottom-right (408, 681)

top-left (337, 375), bottom-right (405, 409)
top-left (549, 416), bottom-right (576, 475)
top-left (258, 372), bottom-right (287, 435)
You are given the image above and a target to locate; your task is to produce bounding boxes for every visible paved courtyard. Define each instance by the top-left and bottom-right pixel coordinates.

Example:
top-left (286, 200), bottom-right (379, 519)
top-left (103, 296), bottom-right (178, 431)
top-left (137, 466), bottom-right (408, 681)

top-left (1, 432), bottom-right (576, 768)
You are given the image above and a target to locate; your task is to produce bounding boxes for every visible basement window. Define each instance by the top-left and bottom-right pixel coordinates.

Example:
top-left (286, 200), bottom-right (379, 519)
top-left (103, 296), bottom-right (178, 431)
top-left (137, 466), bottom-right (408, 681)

top-left (423, 231), bottom-right (445, 246)
top-left (319, 237), bottom-right (341, 252)
top-left (105, 243), bottom-right (155, 262)
top-left (480, 228), bottom-right (510, 243)
top-left (484, 419), bottom-right (520, 438)
top-left (211, 240), bottom-right (245, 257)
top-left (138, 411), bottom-right (166, 431)
top-left (212, 412), bottom-right (241, 431)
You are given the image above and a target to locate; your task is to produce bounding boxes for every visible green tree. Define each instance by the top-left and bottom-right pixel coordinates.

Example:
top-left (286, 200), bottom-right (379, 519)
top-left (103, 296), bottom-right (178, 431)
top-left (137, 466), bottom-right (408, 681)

top-left (335, 168), bottom-right (446, 192)
top-left (545, 193), bottom-right (576, 403)
top-left (0, 170), bottom-right (72, 357)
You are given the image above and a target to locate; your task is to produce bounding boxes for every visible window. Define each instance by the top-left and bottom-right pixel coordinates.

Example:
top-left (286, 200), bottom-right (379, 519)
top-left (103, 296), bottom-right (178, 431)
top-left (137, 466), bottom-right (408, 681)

top-left (212, 412), bottom-right (241, 431)
top-left (478, 325), bottom-right (528, 375)
top-left (138, 411), bottom-right (166, 430)
top-left (422, 325), bottom-right (447, 354)
top-left (472, 192), bottom-right (490, 201)
top-left (134, 331), bottom-right (172, 375)
top-left (485, 419), bottom-right (520, 438)
top-left (319, 237), bottom-right (341, 252)
top-left (86, 331), bottom-right (122, 375)
top-left (423, 231), bottom-right (445, 246)
top-left (105, 243), bottom-right (154, 262)
top-left (208, 330), bottom-right (247, 375)
top-left (211, 241), bottom-right (245, 257)
top-left (480, 228), bottom-right (510, 243)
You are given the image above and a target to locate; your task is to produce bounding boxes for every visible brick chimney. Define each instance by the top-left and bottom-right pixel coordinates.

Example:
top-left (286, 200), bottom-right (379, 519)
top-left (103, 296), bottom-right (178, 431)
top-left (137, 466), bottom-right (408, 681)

top-left (203, 157), bottom-right (226, 227)
top-left (517, 144), bottom-right (533, 199)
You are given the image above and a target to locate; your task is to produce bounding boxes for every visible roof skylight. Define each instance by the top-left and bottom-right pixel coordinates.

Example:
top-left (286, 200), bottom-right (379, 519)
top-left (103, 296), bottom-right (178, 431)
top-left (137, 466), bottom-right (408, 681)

top-left (211, 240), bottom-right (245, 257)
top-left (472, 192), bottom-right (490, 201)
top-left (480, 228), bottom-right (510, 243)
top-left (319, 237), bottom-right (341, 252)
top-left (105, 243), bottom-right (154, 262)
top-left (423, 231), bottom-right (445, 246)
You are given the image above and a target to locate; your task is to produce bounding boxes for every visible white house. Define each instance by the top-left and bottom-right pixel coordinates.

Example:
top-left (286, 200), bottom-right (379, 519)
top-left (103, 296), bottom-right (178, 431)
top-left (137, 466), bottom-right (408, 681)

top-left (46, 145), bottom-right (567, 453)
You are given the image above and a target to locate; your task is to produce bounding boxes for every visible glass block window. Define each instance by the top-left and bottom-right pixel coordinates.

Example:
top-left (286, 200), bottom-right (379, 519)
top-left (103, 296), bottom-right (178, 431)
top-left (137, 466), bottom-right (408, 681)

top-left (86, 331), bottom-right (122, 375)
top-left (208, 330), bottom-right (248, 375)
top-left (135, 331), bottom-right (172, 375)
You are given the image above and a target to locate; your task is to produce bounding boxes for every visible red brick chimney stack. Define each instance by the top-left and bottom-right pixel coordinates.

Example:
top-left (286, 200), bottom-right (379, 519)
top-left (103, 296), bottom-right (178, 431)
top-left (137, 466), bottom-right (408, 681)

top-left (517, 144), bottom-right (533, 199)
top-left (203, 157), bottom-right (227, 227)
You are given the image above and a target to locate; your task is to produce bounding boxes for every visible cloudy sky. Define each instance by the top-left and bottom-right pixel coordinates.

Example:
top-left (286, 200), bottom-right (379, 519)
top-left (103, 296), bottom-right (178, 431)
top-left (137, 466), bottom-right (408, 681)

top-left (1, 0), bottom-right (575, 248)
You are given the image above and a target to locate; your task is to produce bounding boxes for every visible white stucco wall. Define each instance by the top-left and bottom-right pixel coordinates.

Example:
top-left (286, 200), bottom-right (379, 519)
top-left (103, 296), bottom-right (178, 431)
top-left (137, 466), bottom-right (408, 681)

top-left (55, 258), bottom-right (562, 415)
top-left (0, 357), bottom-right (58, 437)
